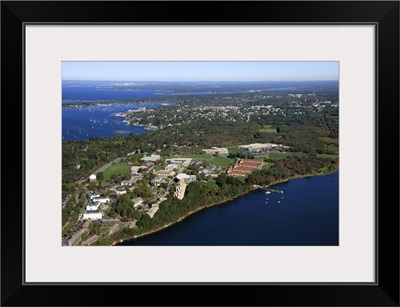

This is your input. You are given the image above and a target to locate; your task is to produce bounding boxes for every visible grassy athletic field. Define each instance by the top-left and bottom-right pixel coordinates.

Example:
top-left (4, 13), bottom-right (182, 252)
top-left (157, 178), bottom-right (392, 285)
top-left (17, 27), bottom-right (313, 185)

top-left (258, 125), bottom-right (277, 133)
top-left (262, 163), bottom-right (275, 170)
top-left (103, 163), bottom-right (131, 180)
top-left (209, 157), bottom-right (235, 166)
top-left (226, 146), bottom-right (242, 153)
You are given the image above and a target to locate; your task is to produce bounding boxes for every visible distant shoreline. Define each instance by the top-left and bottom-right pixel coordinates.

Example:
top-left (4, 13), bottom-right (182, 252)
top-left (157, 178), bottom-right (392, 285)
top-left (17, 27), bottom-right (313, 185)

top-left (111, 169), bottom-right (338, 246)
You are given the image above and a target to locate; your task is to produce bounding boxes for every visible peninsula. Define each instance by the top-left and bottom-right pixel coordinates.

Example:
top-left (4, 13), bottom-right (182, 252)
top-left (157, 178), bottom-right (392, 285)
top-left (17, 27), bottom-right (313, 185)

top-left (62, 80), bottom-right (339, 246)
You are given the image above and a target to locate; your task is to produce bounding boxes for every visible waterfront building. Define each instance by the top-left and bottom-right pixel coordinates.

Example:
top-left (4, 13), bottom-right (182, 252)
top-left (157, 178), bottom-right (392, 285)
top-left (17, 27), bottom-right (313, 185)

top-left (174, 181), bottom-right (187, 200)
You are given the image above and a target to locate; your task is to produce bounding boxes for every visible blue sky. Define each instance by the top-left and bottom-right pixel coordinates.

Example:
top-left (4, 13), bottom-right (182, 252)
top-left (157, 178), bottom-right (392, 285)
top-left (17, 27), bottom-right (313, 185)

top-left (62, 61), bottom-right (338, 81)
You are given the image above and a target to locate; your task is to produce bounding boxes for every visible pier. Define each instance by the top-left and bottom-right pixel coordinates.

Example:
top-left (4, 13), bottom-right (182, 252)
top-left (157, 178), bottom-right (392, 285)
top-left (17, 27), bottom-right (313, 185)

top-left (265, 189), bottom-right (283, 194)
top-left (254, 185), bottom-right (284, 194)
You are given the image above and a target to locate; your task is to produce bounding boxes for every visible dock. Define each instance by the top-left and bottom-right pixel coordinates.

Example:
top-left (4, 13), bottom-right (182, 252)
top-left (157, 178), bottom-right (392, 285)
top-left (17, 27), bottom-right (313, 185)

top-left (266, 189), bottom-right (284, 194)
top-left (255, 185), bottom-right (284, 194)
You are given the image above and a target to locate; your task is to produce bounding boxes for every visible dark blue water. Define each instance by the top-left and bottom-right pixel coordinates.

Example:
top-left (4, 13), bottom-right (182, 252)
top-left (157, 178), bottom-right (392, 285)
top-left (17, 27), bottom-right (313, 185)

top-left (62, 84), bottom-right (178, 140)
top-left (118, 171), bottom-right (339, 246)
top-left (62, 102), bottom-right (171, 141)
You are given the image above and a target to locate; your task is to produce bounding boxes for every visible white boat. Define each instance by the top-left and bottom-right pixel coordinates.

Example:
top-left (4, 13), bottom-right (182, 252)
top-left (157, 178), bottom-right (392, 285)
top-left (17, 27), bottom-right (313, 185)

top-left (265, 191), bottom-right (271, 194)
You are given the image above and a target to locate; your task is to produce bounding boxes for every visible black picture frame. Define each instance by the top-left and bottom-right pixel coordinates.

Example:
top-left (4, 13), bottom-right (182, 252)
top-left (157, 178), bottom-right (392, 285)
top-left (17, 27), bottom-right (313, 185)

top-left (1, 1), bottom-right (399, 306)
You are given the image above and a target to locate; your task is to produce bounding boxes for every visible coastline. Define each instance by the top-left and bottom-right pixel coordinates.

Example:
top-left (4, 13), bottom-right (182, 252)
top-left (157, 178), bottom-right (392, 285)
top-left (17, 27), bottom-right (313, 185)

top-left (111, 188), bottom-right (254, 246)
top-left (111, 168), bottom-right (338, 246)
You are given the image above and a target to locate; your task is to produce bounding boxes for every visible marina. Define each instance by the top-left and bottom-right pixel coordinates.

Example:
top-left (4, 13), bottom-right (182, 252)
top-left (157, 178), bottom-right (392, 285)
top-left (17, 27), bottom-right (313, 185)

top-left (62, 102), bottom-right (173, 141)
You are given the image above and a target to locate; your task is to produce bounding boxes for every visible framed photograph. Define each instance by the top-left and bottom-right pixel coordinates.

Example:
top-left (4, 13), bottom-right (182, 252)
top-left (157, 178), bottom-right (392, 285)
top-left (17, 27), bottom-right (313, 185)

top-left (2, 1), bottom-right (399, 306)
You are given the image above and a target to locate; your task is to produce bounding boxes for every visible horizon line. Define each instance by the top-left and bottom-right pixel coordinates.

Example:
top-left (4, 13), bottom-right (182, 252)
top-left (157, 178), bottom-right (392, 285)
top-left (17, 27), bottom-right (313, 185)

top-left (62, 79), bottom-right (339, 82)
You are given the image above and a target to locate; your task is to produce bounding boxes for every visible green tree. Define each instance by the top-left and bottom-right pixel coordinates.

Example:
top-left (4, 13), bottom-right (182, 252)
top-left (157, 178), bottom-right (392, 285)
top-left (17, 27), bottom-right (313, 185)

top-left (97, 171), bottom-right (104, 180)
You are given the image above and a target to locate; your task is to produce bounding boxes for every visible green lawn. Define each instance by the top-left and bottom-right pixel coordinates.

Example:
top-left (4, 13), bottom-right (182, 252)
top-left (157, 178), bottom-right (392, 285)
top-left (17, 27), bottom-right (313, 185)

top-left (259, 125), bottom-right (277, 133)
top-left (209, 157), bottom-right (234, 166)
top-left (103, 163), bottom-right (131, 180)
top-left (262, 162), bottom-right (275, 170)
top-left (226, 146), bottom-right (242, 153)
top-left (180, 154), bottom-right (212, 160)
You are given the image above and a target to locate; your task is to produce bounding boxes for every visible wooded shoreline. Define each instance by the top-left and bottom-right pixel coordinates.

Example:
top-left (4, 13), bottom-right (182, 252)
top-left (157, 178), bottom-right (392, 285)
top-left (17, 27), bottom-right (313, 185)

top-left (111, 169), bottom-right (338, 246)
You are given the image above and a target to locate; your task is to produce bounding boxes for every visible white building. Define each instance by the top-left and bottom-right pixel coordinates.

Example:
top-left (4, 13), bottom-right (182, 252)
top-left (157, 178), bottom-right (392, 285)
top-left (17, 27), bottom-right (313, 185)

top-left (202, 147), bottom-right (228, 155)
top-left (166, 158), bottom-right (193, 167)
top-left (89, 174), bottom-right (97, 182)
top-left (155, 170), bottom-right (176, 178)
top-left (175, 174), bottom-right (197, 184)
top-left (91, 196), bottom-right (110, 204)
top-left (174, 181), bottom-right (187, 200)
top-left (132, 197), bottom-right (143, 208)
top-left (151, 178), bottom-right (166, 186)
top-left (89, 193), bottom-right (101, 200)
top-left (115, 188), bottom-right (127, 196)
top-left (86, 201), bottom-right (101, 211)
top-left (238, 143), bottom-right (282, 152)
top-left (83, 210), bottom-right (103, 220)
top-left (165, 164), bottom-right (179, 171)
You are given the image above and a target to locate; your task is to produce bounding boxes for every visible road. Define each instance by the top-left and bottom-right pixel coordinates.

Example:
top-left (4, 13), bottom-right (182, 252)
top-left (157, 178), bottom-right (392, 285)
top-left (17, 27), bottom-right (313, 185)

top-left (76, 157), bottom-right (121, 185)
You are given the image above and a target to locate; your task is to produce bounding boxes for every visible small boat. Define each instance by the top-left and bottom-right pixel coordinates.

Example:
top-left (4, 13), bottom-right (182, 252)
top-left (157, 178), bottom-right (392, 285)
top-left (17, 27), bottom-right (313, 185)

top-left (265, 191), bottom-right (271, 194)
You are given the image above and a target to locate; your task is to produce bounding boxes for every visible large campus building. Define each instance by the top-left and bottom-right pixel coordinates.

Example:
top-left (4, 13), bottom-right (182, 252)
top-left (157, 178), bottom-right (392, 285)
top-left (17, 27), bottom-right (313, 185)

top-left (227, 159), bottom-right (262, 177)
top-left (202, 147), bottom-right (229, 155)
